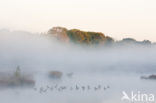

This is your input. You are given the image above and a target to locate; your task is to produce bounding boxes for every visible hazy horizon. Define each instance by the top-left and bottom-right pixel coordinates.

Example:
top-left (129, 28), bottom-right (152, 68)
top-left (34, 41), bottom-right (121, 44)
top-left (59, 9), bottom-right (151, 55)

top-left (0, 0), bottom-right (156, 42)
top-left (0, 1), bottom-right (156, 102)
top-left (0, 29), bottom-right (156, 103)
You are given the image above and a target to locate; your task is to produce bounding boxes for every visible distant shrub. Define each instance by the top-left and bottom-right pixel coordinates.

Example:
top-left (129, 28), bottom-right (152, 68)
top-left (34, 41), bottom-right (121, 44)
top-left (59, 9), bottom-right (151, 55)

top-left (49, 71), bottom-right (63, 79)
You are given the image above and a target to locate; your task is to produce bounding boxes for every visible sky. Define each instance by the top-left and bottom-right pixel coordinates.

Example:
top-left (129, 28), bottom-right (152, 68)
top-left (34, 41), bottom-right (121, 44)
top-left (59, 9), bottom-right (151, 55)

top-left (0, 0), bottom-right (156, 42)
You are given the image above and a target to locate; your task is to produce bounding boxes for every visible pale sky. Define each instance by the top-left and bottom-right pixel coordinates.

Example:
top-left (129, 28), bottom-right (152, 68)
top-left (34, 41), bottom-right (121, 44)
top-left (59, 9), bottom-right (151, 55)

top-left (0, 0), bottom-right (156, 42)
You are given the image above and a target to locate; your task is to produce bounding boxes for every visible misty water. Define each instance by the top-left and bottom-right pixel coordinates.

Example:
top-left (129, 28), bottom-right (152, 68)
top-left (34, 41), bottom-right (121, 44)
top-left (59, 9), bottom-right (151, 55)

top-left (0, 29), bottom-right (156, 103)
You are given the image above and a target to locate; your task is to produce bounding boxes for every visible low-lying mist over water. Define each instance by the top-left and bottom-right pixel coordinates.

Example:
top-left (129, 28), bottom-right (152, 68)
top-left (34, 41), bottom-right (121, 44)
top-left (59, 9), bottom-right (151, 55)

top-left (0, 29), bottom-right (156, 103)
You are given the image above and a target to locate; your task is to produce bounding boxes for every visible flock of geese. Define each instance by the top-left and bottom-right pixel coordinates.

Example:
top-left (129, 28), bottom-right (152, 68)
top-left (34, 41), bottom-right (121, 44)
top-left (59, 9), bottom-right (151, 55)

top-left (33, 85), bottom-right (110, 93)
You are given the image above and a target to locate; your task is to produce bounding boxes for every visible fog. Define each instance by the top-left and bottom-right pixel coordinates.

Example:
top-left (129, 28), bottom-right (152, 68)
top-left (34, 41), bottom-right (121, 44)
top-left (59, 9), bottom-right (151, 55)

top-left (0, 29), bottom-right (156, 103)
